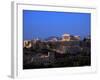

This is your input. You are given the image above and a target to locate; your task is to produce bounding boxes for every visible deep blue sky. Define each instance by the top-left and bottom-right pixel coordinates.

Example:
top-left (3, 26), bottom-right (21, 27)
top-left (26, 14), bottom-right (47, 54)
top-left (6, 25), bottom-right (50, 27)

top-left (23, 10), bottom-right (91, 40)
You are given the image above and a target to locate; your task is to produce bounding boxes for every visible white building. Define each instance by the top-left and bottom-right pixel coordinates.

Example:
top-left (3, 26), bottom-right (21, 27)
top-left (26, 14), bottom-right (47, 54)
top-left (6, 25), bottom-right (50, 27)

top-left (62, 33), bottom-right (71, 41)
top-left (62, 33), bottom-right (80, 41)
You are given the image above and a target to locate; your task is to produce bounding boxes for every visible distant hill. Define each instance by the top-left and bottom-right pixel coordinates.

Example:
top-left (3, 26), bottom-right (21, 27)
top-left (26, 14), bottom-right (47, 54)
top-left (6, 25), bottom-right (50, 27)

top-left (45, 36), bottom-right (61, 41)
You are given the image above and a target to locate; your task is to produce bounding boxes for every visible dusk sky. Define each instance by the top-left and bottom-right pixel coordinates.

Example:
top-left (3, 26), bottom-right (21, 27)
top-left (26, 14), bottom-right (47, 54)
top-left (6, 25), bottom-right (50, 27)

top-left (23, 10), bottom-right (91, 40)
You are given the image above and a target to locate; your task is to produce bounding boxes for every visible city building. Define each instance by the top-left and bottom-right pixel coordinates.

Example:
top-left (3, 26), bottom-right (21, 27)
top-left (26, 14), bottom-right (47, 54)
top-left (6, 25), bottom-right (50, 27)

top-left (62, 33), bottom-right (71, 41)
top-left (62, 33), bottom-right (80, 41)
top-left (74, 36), bottom-right (80, 40)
